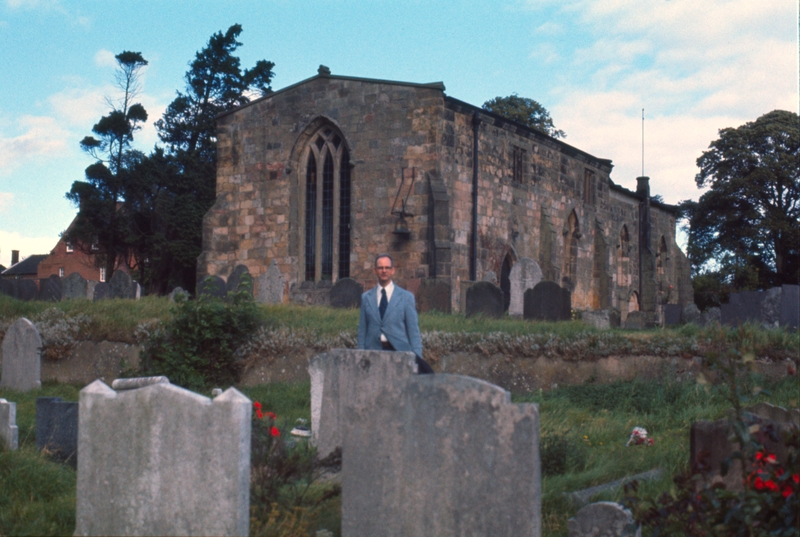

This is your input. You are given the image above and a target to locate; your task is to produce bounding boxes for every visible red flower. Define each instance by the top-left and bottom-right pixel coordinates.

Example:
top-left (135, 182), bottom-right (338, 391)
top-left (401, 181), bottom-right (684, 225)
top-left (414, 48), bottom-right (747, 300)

top-left (782, 485), bottom-right (794, 498)
top-left (256, 409), bottom-right (263, 419)
top-left (254, 401), bottom-right (262, 410)
top-left (792, 474), bottom-right (800, 484)
top-left (266, 411), bottom-right (277, 420)
top-left (647, 438), bottom-right (654, 446)
top-left (765, 453), bottom-right (777, 464)
top-left (754, 477), bottom-right (765, 490)
top-left (270, 426), bottom-right (280, 437)
top-left (755, 452), bottom-right (764, 461)
top-left (765, 480), bottom-right (779, 492)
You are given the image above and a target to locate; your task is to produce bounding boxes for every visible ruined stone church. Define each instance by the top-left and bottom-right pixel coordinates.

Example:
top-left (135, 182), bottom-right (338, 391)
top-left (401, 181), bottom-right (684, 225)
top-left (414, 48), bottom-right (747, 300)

top-left (199, 66), bottom-right (692, 320)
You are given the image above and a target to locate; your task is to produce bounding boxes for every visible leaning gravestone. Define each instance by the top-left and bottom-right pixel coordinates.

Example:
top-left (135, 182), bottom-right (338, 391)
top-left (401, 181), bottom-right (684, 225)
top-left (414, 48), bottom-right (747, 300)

top-left (508, 257), bottom-right (543, 317)
top-left (0, 399), bottom-right (18, 450)
top-left (256, 260), bottom-right (284, 304)
top-left (568, 502), bottom-right (641, 537)
top-left (780, 284), bottom-right (799, 330)
top-left (342, 374), bottom-right (541, 537)
top-left (198, 275), bottom-right (228, 300)
top-left (74, 379), bottom-right (251, 537)
top-left (36, 397), bottom-right (79, 464)
top-left (92, 282), bottom-right (111, 301)
top-left (62, 272), bottom-right (88, 300)
top-left (17, 279), bottom-right (38, 301)
top-left (39, 274), bottom-right (62, 302)
top-left (524, 281), bottom-right (571, 321)
top-left (226, 264), bottom-right (252, 295)
top-left (465, 281), bottom-right (504, 318)
top-left (415, 278), bottom-right (452, 314)
top-left (108, 270), bottom-right (133, 299)
top-left (308, 349), bottom-right (418, 459)
top-left (329, 277), bottom-right (363, 309)
top-left (624, 311), bottom-right (647, 330)
top-left (0, 318), bottom-right (41, 391)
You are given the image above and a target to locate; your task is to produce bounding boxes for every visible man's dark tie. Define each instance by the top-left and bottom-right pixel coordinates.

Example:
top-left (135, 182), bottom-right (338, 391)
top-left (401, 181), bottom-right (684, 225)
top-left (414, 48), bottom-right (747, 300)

top-left (379, 288), bottom-right (388, 319)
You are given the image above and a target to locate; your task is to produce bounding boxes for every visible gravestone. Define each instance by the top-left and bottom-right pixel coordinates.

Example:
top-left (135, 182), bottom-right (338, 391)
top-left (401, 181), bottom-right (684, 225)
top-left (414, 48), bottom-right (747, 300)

top-left (0, 399), bottom-right (18, 450)
top-left (0, 318), bottom-right (41, 391)
top-left (415, 278), bottom-right (451, 313)
top-left (524, 281), bottom-right (571, 321)
top-left (582, 309), bottom-right (621, 330)
top-left (74, 380), bottom-right (251, 537)
top-left (329, 277), bottom-right (363, 309)
top-left (342, 374), bottom-right (540, 537)
top-left (721, 290), bottom-right (763, 326)
top-left (92, 282), bottom-right (111, 301)
top-left (701, 307), bottom-right (721, 327)
top-left (780, 284), bottom-right (799, 330)
top-left (170, 287), bottom-right (189, 302)
top-left (482, 271), bottom-right (497, 284)
top-left (197, 275), bottom-right (228, 299)
top-left (131, 281), bottom-right (143, 299)
top-left (663, 304), bottom-right (682, 326)
top-left (108, 270), bottom-right (134, 299)
top-left (568, 502), bottom-right (640, 537)
top-left (624, 311), bottom-right (646, 330)
top-left (36, 396), bottom-right (78, 464)
top-left (682, 303), bottom-right (702, 325)
top-left (39, 274), bottom-right (62, 302)
top-left (62, 272), bottom-right (88, 300)
top-left (86, 280), bottom-right (99, 301)
top-left (308, 349), bottom-right (418, 459)
top-left (0, 279), bottom-right (16, 299)
top-left (508, 257), bottom-right (543, 317)
top-left (17, 279), bottom-right (37, 301)
top-left (226, 265), bottom-right (252, 295)
top-left (465, 281), bottom-right (504, 318)
top-left (256, 260), bottom-right (284, 304)
top-left (761, 287), bottom-right (782, 328)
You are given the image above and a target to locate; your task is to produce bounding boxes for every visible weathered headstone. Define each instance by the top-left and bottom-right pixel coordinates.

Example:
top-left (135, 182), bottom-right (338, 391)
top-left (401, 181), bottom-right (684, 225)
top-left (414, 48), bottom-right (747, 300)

top-left (582, 308), bottom-right (621, 329)
top-left (761, 287), bottom-right (782, 328)
top-left (482, 270), bottom-right (497, 284)
top-left (329, 277), bottom-right (363, 309)
top-left (721, 290), bottom-right (763, 327)
top-left (682, 303), bottom-right (702, 325)
top-left (309, 349), bottom-right (418, 459)
top-left (197, 275), bottom-right (228, 299)
top-left (131, 281), bottom-right (143, 300)
top-left (524, 281), bottom-right (572, 321)
top-left (17, 279), bottom-right (38, 301)
top-left (780, 284), bottom-right (799, 330)
top-left (86, 280), bottom-right (99, 300)
top-left (663, 304), bottom-right (682, 326)
top-left (62, 272), bottom-right (88, 300)
top-left (0, 399), bottom-right (18, 450)
top-left (415, 278), bottom-right (452, 313)
top-left (624, 311), bottom-right (647, 330)
top-left (0, 279), bottom-right (16, 299)
top-left (465, 281), bottom-right (504, 318)
top-left (74, 379), bottom-right (251, 537)
top-left (92, 282), bottom-right (111, 301)
top-left (508, 257), bottom-right (543, 317)
top-left (701, 307), bottom-right (721, 326)
top-left (256, 261), bottom-right (284, 304)
top-left (39, 274), bottom-right (62, 302)
top-left (170, 286), bottom-right (189, 302)
top-left (108, 270), bottom-right (134, 299)
top-left (0, 318), bottom-right (42, 391)
top-left (36, 396), bottom-right (78, 464)
top-left (342, 374), bottom-right (541, 537)
top-left (226, 265), bottom-right (252, 295)
top-left (568, 502), bottom-right (640, 537)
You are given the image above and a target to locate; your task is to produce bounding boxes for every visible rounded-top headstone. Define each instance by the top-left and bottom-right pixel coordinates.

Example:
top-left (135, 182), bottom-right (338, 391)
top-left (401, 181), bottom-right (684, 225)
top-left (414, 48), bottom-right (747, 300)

top-left (524, 281), bottom-right (571, 321)
top-left (0, 318), bottom-right (42, 391)
top-left (329, 278), bottom-right (363, 309)
top-left (62, 272), bottom-right (88, 300)
top-left (465, 281), bottom-right (504, 318)
top-left (256, 260), bottom-right (284, 304)
top-left (93, 282), bottom-right (111, 301)
top-left (108, 270), bottom-right (134, 299)
top-left (624, 310), bottom-right (647, 330)
top-left (226, 265), bottom-right (252, 295)
top-left (197, 275), bottom-right (227, 299)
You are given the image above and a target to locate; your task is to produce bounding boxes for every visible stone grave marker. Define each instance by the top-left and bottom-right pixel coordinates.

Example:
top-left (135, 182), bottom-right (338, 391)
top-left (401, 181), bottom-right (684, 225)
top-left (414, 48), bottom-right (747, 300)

top-left (17, 279), bottom-right (38, 301)
top-left (0, 279), bottom-right (16, 299)
top-left (508, 257), bottom-right (543, 317)
top-left (256, 260), bottom-right (284, 304)
top-left (39, 274), bottom-right (62, 302)
top-left (0, 399), bottom-right (18, 450)
top-left (761, 287), bottom-right (782, 328)
top-left (624, 311), bottom-right (647, 330)
top-left (780, 284), bottom-right (799, 330)
top-left (86, 280), bottom-right (98, 300)
top-left (482, 270), bottom-right (497, 284)
top-left (198, 275), bottom-right (228, 300)
top-left (329, 277), bottom-right (363, 309)
top-left (342, 374), bottom-right (541, 537)
top-left (92, 282), bottom-right (111, 301)
top-left (62, 272), bottom-right (88, 300)
top-left (682, 303), bottom-right (702, 325)
top-left (226, 264), bottom-right (252, 295)
top-left (701, 307), bottom-right (721, 326)
top-left (465, 281), bottom-right (504, 318)
top-left (131, 281), bottom-right (143, 299)
top-left (568, 502), bottom-right (640, 537)
top-left (108, 270), bottom-right (134, 299)
top-left (415, 278), bottom-right (452, 314)
top-left (663, 304), bottom-right (682, 326)
top-left (582, 309), bottom-right (621, 329)
top-left (308, 349), bottom-right (418, 459)
top-left (0, 318), bottom-right (41, 391)
top-left (170, 286), bottom-right (189, 302)
top-left (36, 396), bottom-right (79, 464)
top-left (524, 281), bottom-right (571, 321)
top-left (74, 379), bottom-right (251, 537)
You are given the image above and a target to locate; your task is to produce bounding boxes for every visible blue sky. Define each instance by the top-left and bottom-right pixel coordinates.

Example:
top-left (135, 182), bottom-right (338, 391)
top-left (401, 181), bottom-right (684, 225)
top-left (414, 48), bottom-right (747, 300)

top-left (0, 0), bottom-right (796, 267)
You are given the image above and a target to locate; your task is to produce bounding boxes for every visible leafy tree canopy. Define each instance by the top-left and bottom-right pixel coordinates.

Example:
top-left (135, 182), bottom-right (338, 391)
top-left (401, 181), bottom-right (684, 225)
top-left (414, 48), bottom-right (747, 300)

top-left (482, 94), bottom-right (566, 139)
top-left (681, 109), bottom-right (800, 289)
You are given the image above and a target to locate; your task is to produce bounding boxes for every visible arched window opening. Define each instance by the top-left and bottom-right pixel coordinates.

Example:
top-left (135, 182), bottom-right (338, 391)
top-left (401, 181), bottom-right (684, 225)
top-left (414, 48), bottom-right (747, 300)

top-left (500, 253), bottom-right (513, 312)
top-left (562, 210), bottom-right (580, 290)
top-left (629, 291), bottom-right (640, 312)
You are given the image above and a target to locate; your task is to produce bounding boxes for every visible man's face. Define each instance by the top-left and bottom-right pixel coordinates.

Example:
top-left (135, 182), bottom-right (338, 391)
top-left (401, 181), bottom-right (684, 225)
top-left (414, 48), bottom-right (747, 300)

top-left (373, 257), bottom-right (395, 287)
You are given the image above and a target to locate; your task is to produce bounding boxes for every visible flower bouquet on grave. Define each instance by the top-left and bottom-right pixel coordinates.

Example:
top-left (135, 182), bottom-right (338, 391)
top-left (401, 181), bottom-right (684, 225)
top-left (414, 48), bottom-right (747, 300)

top-left (626, 426), bottom-right (654, 446)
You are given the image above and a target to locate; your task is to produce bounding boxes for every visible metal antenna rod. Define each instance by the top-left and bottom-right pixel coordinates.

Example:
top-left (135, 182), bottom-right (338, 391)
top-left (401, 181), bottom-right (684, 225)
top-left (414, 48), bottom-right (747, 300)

top-left (641, 108), bottom-right (645, 177)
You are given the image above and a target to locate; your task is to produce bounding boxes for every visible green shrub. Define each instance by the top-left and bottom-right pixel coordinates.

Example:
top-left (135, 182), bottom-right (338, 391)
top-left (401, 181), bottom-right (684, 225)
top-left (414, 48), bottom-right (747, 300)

top-left (140, 277), bottom-right (260, 390)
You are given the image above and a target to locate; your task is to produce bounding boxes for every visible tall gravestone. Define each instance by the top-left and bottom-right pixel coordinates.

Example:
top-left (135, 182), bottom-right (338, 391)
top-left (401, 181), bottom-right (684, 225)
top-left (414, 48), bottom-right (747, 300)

top-left (342, 374), bottom-right (541, 537)
top-left (465, 281), bottom-right (504, 318)
top-left (256, 260), bottom-right (284, 304)
top-left (308, 349), bottom-right (418, 459)
top-left (108, 270), bottom-right (134, 299)
top-left (36, 397), bottom-right (79, 464)
top-left (508, 257), bottom-right (543, 317)
top-left (780, 284), bottom-right (799, 330)
top-left (92, 282), bottom-right (111, 301)
top-left (0, 318), bottom-right (41, 391)
top-left (524, 281), bottom-right (571, 321)
top-left (62, 272), bottom-right (88, 300)
top-left (39, 274), bottom-right (62, 302)
top-left (74, 379), bottom-right (251, 537)
top-left (0, 399), bottom-right (18, 450)
top-left (329, 278), bottom-right (363, 309)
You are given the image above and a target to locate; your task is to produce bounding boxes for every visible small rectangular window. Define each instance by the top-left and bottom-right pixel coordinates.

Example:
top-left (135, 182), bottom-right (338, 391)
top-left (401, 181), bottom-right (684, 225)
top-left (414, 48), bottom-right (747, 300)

top-left (99, 267), bottom-right (106, 282)
top-left (59, 268), bottom-right (65, 277)
top-left (511, 146), bottom-right (526, 183)
top-left (66, 242), bottom-right (73, 253)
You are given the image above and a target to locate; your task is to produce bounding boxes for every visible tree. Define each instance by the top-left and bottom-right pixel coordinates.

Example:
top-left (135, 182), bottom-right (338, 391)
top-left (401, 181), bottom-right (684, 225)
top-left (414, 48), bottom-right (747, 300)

top-left (65, 51), bottom-right (148, 279)
top-left (482, 94), bottom-right (565, 139)
top-left (682, 110), bottom-right (800, 289)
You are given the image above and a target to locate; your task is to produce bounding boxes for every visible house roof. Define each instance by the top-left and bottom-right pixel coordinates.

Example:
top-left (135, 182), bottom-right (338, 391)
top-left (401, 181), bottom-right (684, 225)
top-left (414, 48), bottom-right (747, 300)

top-left (2, 254), bottom-right (48, 276)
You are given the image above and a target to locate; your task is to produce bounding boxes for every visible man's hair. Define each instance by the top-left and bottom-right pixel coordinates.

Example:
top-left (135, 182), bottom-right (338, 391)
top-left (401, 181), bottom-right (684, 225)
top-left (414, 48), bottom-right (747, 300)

top-left (374, 253), bottom-right (394, 267)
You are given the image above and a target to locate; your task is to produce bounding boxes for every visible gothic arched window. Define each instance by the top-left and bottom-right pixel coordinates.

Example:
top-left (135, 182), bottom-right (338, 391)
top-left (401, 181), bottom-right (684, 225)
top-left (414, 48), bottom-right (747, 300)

top-left (303, 127), bottom-right (351, 282)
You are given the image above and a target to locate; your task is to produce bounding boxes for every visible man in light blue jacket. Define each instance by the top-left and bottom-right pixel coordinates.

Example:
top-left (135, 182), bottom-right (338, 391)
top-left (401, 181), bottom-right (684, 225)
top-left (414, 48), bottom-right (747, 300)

top-left (357, 253), bottom-right (433, 374)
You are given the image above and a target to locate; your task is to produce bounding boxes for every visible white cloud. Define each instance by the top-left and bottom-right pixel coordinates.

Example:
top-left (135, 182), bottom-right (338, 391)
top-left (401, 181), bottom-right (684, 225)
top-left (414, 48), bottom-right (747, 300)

top-left (0, 230), bottom-right (57, 267)
top-left (94, 49), bottom-right (117, 68)
top-left (0, 115), bottom-right (72, 176)
top-left (0, 192), bottom-right (13, 212)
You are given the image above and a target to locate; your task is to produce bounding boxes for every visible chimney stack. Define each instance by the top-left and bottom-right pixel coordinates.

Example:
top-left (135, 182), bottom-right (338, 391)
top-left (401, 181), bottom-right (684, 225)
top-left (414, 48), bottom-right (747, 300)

top-left (636, 176), bottom-right (650, 198)
top-left (11, 250), bottom-right (19, 266)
